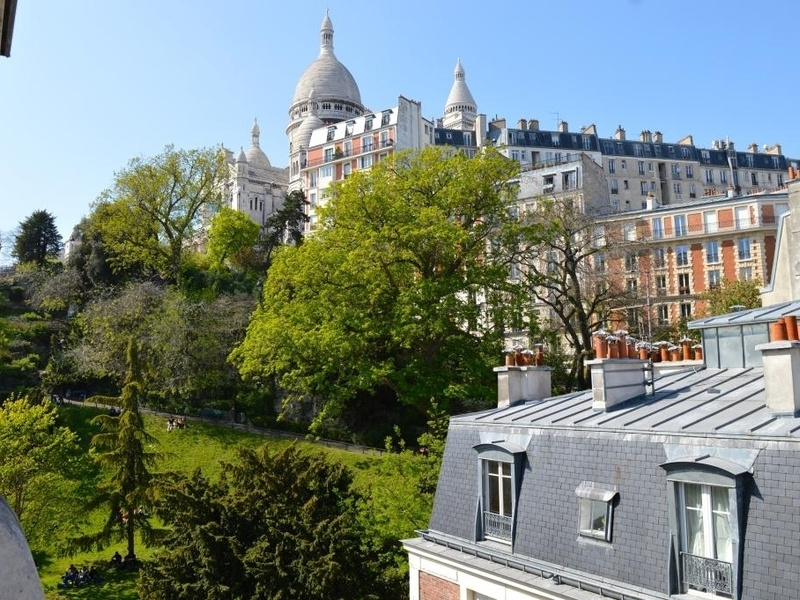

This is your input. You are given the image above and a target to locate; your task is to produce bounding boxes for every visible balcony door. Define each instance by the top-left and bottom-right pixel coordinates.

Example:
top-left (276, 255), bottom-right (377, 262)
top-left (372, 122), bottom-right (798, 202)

top-left (679, 482), bottom-right (733, 597)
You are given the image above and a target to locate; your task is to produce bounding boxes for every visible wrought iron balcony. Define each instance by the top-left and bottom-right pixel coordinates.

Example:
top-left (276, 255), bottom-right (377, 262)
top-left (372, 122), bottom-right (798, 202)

top-left (483, 511), bottom-right (512, 541)
top-left (681, 552), bottom-right (732, 596)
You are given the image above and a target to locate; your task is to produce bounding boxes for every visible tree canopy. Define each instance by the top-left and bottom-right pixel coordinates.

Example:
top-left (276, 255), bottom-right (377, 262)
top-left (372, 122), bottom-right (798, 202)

top-left (231, 146), bottom-right (534, 432)
top-left (12, 209), bottom-right (63, 266)
top-left (699, 277), bottom-right (762, 317)
top-left (139, 444), bottom-right (390, 600)
top-left (89, 145), bottom-right (226, 283)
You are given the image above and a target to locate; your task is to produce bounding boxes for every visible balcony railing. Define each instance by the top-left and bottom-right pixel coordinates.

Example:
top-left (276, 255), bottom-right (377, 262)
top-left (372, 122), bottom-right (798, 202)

top-left (483, 511), bottom-right (512, 541)
top-left (681, 552), bottom-right (732, 596)
top-left (305, 139), bottom-right (394, 168)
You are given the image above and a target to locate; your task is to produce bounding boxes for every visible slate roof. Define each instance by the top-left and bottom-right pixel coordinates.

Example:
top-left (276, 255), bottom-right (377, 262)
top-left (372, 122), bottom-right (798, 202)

top-left (688, 299), bottom-right (800, 329)
top-left (455, 363), bottom-right (800, 441)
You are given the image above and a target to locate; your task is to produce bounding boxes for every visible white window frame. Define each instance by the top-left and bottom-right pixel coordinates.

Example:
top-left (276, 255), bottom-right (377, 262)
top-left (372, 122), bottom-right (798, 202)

top-left (575, 482), bottom-right (617, 543)
top-left (474, 442), bottom-right (525, 545)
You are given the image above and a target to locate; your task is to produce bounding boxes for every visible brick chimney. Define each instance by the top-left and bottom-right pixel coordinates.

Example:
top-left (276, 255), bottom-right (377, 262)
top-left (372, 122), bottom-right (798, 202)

top-left (755, 340), bottom-right (800, 415)
top-left (585, 358), bottom-right (648, 412)
top-left (494, 366), bottom-right (552, 408)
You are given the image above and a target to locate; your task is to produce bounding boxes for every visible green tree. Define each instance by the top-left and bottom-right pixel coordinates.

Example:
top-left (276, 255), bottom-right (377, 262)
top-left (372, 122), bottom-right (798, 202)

top-left (260, 189), bottom-right (309, 265)
top-left (206, 206), bottom-right (260, 270)
top-left (0, 394), bottom-right (86, 549)
top-left (12, 209), bottom-right (63, 266)
top-left (90, 145), bottom-right (226, 283)
top-left (139, 445), bottom-right (389, 600)
top-left (231, 147), bottom-right (532, 431)
top-left (72, 339), bottom-right (163, 558)
top-left (698, 277), bottom-right (762, 317)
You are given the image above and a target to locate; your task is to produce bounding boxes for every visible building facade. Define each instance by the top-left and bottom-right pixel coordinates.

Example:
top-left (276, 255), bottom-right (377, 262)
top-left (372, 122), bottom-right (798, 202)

top-left (405, 298), bottom-right (800, 600)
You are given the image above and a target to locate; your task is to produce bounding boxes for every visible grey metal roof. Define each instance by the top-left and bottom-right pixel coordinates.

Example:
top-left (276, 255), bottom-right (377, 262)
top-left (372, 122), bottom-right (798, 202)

top-left (688, 300), bottom-right (800, 329)
top-left (455, 365), bottom-right (800, 440)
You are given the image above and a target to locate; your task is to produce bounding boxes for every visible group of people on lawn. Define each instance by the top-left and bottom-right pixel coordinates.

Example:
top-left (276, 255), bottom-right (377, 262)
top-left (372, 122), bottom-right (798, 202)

top-left (166, 415), bottom-right (186, 432)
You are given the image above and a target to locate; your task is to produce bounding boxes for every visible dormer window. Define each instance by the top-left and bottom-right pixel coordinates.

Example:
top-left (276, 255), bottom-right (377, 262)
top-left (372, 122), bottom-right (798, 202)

top-left (575, 482), bottom-right (618, 543)
top-left (474, 441), bottom-right (526, 545)
top-left (326, 127), bottom-right (336, 142)
top-left (381, 109), bottom-right (393, 126)
top-left (345, 120), bottom-right (355, 137)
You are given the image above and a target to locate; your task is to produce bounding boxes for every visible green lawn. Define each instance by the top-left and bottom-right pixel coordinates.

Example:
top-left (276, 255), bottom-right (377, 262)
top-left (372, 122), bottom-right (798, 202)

top-left (39, 404), bottom-right (383, 599)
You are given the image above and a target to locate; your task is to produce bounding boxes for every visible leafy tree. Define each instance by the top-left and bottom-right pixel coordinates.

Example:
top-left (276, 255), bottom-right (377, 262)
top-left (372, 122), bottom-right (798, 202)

top-left (362, 404), bottom-right (448, 588)
top-left (231, 147), bottom-right (533, 430)
top-left (12, 209), bottom-right (63, 266)
top-left (71, 339), bottom-right (163, 558)
top-left (517, 195), bottom-right (638, 389)
top-left (139, 444), bottom-right (390, 600)
top-left (89, 145), bottom-right (226, 283)
top-left (698, 277), bottom-right (762, 317)
top-left (206, 206), bottom-right (260, 271)
top-left (0, 394), bottom-right (86, 549)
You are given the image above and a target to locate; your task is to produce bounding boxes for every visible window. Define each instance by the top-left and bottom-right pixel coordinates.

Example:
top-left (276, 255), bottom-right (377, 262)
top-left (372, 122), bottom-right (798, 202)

top-left (679, 273), bottom-right (691, 295)
top-left (705, 169), bottom-right (714, 184)
top-left (543, 174), bottom-right (555, 191)
top-left (674, 215), bottom-right (687, 236)
top-left (689, 183), bottom-right (697, 198)
top-left (641, 181), bottom-right (649, 195)
top-left (737, 238), bottom-right (751, 260)
top-left (627, 277), bottom-right (638, 293)
top-left (324, 147), bottom-right (334, 162)
top-left (680, 302), bottom-right (692, 318)
top-left (656, 274), bottom-right (667, 294)
top-left (675, 245), bottom-right (689, 267)
top-left (575, 482), bottom-right (617, 543)
top-left (320, 164), bottom-right (332, 178)
top-left (364, 117), bottom-right (373, 131)
top-left (658, 304), bottom-right (669, 325)
top-left (673, 182), bottom-right (682, 196)
top-left (709, 269), bottom-right (721, 290)
top-left (380, 110), bottom-right (391, 126)
top-left (652, 218), bottom-right (663, 239)
top-left (326, 127), bottom-right (336, 141)
top-left (623, 222), bottom-right (636, 241)
top-left (594, 253), bottom-right (606, 273)
top-left (720, 170), bottom-right (728, 184)
top-left (610, 179), bottom-right (619, 194)
top-left (362, 136), bottom-right (373, 152)
top-left (654, 248), bottom-right (666, 269)
top-left (638, 160), bottom-right (645, 175)
top-left (623, 179), bottom-right (629, 190)
top-left (475, 442), bottom-right (524, 543)
top-left (685, 165), bottom-right (694, 178)
top-left (309, 171), bottom-right (317, 188)
top-left (661, 455), bottom-right (752, 600)
top-left (359, 154), bottom-right (373, 169)
top-left (739, 266), bottom-right (753, 281)
top-left (343, 163), bottom-right (351, 178)
top-left (707, 241), bottom-right (720, 264)
top-left (608, 159), bottom-right (616, 174)
top-left (671, 164), bottom-right (681, 178)
top-left (344, 121), bottom-right (354, 136)
top-left (625, 251), bottom-right (638, 271)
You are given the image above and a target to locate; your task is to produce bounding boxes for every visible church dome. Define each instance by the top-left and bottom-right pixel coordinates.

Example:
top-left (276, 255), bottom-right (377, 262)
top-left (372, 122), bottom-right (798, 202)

top-left (0, 497), bottom-right (44, 599)
top-left (244, 119), bottom-right (272, 169)
top-left (444, 59), bottom-right (476, 114)
top-left (291, 13), bottom-right (361, 108)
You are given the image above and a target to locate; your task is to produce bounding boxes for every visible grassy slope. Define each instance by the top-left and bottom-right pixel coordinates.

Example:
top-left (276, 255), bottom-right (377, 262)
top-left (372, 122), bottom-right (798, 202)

top-left (40, 405), bottom-right (382, 599)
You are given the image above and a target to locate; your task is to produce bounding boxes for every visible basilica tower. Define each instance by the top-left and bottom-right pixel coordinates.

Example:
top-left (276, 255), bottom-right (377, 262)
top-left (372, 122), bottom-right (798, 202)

top-left (442, 59), bottom-right (477, 131)
top-left (287, 13), bottom-right (365, 190)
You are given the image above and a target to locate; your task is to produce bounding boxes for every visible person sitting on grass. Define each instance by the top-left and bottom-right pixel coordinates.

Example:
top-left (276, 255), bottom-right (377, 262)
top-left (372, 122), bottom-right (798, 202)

top-left (110, 550), bottom-right (122, 568)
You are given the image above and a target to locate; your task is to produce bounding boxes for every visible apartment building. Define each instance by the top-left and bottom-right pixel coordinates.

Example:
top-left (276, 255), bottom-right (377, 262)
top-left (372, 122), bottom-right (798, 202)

top-left (405, 299), bottom-right (800, 600)
top-left (602, 189), bottom-right (788, 331)
top-left (298, 95), bottom-right (434, 230)
top-left (490, 119), bottom-right (798, 212)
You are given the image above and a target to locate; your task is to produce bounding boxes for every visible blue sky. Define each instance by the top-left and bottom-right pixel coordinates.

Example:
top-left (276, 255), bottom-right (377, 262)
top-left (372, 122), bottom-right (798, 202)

top-left (1, 0), bottom-right (799, 263)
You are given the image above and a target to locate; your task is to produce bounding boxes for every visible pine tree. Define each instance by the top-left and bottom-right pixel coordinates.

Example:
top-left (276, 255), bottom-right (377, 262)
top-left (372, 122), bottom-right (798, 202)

top-left (12, 209), bottom-right (63, 265)
top-left (71, 339), bottom-right (163, 558)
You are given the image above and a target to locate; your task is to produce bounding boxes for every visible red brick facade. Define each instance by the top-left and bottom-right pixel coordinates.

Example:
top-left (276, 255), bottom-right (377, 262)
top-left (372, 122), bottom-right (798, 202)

top-left (419, 572), bottom-right (459, 600)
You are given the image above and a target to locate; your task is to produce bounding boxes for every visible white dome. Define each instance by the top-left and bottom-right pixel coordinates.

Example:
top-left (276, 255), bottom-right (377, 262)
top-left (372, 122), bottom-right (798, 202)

top-left (444, 59), bottom-right (476, 113)
top-left (291, 14), bottom-right (361, 108)
top-left (245, 118), bottom-right (271, 168)
top-left (0, 497), bottom-right (44, 600)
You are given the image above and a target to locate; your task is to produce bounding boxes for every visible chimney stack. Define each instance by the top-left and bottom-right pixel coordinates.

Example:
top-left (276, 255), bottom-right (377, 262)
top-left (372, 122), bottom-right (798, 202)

top-left (748, 143), bottom-right (759, 154)
top-left (639, 130), bottom-right (652, 143)
top-left (653, 131), bottom-right (663, 143)
top-left (586, 358), bottom-right (648, 412)
top-left (558, 120), bottom-right (569, 133)
top-left (528, 119), bottom-right (539, 131)
top-left (614, 126), bottom-right (626, 141)
top-left (494, 365), bottom-right (552, 408)
top-left (517, 118), bottom-right (527, 130)
top-left (756, 339), bottom-right (800, 415)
